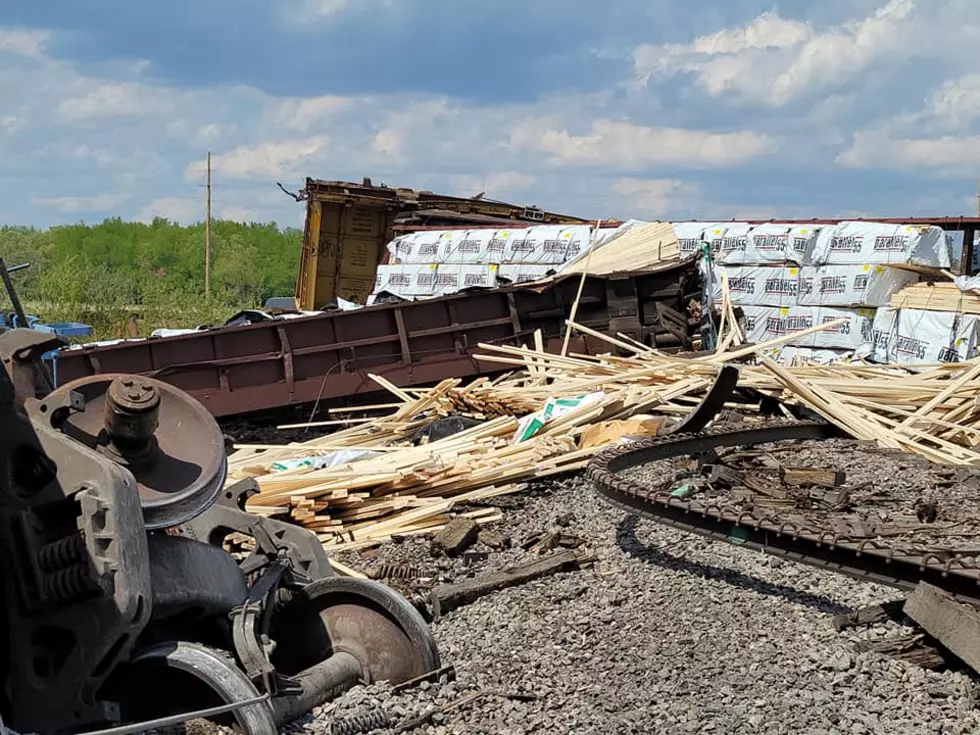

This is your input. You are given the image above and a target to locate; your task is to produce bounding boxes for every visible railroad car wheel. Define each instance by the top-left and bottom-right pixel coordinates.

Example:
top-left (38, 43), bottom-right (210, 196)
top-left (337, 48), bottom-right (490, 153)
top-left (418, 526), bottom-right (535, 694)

top-left (272, 577), bottom-right (440, 685)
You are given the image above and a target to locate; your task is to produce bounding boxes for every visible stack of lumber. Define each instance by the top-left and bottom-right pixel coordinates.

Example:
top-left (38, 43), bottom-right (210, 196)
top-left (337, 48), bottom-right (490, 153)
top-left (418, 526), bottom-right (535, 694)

top-left (230, 317), bottom-right (980, 552)
top-left (890, 282), bottom-right (980, 314)
top-left (559, 221), bottom-right (680, 276)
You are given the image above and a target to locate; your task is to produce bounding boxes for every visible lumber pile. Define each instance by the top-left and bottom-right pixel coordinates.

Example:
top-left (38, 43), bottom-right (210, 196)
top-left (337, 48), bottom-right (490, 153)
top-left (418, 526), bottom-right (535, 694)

top-left (890, 281), bottom-right (980, 314)
top-left (559, 221), bottom-right (680, 276)
top-left (229, 316), bottom-right (980, 553)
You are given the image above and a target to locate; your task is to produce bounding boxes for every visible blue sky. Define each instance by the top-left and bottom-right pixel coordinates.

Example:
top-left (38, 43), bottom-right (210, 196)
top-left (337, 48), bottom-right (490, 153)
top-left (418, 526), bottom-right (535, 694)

top-left (1, 0), bottom-right (979, 228)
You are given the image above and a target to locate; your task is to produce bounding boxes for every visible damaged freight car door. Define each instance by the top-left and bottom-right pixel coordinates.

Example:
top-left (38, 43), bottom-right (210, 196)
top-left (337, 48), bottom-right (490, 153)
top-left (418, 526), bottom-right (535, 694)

top-left (295, 193), bottom-right (398, 310)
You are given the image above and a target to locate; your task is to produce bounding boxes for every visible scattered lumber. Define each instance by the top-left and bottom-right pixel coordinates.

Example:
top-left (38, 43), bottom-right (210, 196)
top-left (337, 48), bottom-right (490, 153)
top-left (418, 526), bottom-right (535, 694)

top-left (433, 518), bottom-right (479, 557)
top-left (832, 599), bottom-right (906, 632)
top-left (227, 317), bottom-right (980, 556)
top-left (429, 549), bottom-right (584, 619)
top-left (781, 466), bottom-right (845, 488)
top-left (854, 634), bottom-right (946, 669)
top-left (701, 464), bottom-right (790, 499)
top-left (478, 530), bottom-right (510, 550)
top-left (904, 582), bottom-right (980, 673)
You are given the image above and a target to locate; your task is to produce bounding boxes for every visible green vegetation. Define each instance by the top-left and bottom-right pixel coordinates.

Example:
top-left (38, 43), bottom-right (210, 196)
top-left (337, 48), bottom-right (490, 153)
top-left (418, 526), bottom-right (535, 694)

top-left (0, 218), bottom-right (303, 340)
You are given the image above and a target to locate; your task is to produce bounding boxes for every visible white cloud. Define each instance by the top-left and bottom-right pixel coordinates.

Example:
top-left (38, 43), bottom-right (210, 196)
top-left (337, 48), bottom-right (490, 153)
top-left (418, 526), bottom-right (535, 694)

top-left (610, 178), bottom-right (692, 218)
top-left (838, 129), bottom-right (980, 169)
top-left (921, 74), bottom-right (980, 131)
top-left (634, 0), bottom-right (916, 106)
top-left (299, 0), bottom-right (352, 17)
top-left (371, 128), bottom-right (404, 161)
top-left (184, 137), bottom-right (328, 181)
top-left (137, 197), bottom-right (202, 224)
top-left (274, 95), bottom-right (354, 132)
top-left (31, 193), bottom-right (128, 213)
top-left (0, 29), bottom-right (49, 59)
top-left (217, 204), bottom-right (259, 222)
top-left (197, 123), bottom-right (234, 143)
top-left (0, 115), bottom-right (21, 133)
top-left (292, 0), bottom-right (397, 20)
top-left (449, 172), bottom-right (536, 197)
top-left (57, 83), bottom-right (175, 122)
top-left (509, 118), bottom-right (773, 168)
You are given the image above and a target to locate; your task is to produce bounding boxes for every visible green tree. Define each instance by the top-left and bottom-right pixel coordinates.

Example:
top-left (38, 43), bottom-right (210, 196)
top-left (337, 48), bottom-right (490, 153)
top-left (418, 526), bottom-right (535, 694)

top-left (0, 218), bottom-right (304, 339)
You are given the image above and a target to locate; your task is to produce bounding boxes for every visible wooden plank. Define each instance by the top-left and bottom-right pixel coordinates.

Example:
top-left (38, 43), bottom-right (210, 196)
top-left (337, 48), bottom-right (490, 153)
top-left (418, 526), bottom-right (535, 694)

top-left (781, 466), bottom-right (846, 488)
top-left (832, 599), bottom-right (906, 632)
top-left (430, 550), bottom-right (583, 619)
top-left (904, 582), bottom-right (980, 673)
top-left (432, 517), bottom-right (479, 556)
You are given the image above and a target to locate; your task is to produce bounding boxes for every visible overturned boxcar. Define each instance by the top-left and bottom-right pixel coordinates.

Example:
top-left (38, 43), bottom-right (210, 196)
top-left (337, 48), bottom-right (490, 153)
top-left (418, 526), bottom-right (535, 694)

top-left (50, 262), bottom-right (700, 418)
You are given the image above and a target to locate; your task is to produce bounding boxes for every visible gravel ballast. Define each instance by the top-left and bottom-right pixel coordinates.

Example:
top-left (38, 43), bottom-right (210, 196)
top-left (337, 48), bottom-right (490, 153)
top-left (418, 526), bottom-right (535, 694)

top-left (282, 468), bottom-right (980, 735)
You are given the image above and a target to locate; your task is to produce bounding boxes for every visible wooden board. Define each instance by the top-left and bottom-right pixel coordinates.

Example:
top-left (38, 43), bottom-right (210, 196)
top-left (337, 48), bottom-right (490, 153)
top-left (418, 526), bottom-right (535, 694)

top-left (904, 582), bottom-right (980, 673)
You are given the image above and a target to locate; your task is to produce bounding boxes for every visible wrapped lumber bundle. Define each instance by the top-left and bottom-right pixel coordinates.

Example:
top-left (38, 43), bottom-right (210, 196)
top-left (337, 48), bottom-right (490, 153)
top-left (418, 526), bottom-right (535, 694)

top-left (738, 305), bottom-right (874, 355)
top-left (714, 223), bottom-right (821, 266)
top-left (387, 225), bottom-right (593, 266)
top-left (375, 225), bottom-right (595, 301)
top-left (766, 345), bottom-right (859, 366)
top-left (374, 263), bottom-right (501, 299)
top-left (799, 264), bottom-right (919, 308)
top-left (810, 222), bottom-right (953, 270)
top-left (871, 307), bottom-right (980, 365)
top-left (718, 265), bottom-right (801, 308)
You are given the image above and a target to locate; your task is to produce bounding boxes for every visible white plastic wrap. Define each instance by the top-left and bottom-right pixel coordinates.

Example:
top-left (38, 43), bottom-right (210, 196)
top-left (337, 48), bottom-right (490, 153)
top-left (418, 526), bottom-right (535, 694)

top-left (498, 264), bottom-right (556, 284)
top-left (798, 264), bottom-right (919, 307)
top-left (718, 265), bottom-right (801, 307)
top-left (955, 275), bottom-right (980, 292)
top-left (388, 231), bottom-right (450, 264)
top-left (765, 345), bottom-right (857, 365)
top-left (871, 307), bottom-right (979, 365)
top-left (387, 225), bottom-right (593, 266)
top-left (716, 224), bottom-right (821, 265)
top-left (374, 264), bottom-right (499, 299)
top-left (504, 225), bottom-right (592, 264)
top-left (791, 306), bottom-right (875, 352)
top-left (738, 305), bottom-right (874, 353)
top-left (441, 229), bottom-right (499, 264)
top-left (705, 223), bottom-right (752, 261)
top-left (674, 222), bottom-right (713, 258)
top-left (810, 222), bottom-right (953, 268)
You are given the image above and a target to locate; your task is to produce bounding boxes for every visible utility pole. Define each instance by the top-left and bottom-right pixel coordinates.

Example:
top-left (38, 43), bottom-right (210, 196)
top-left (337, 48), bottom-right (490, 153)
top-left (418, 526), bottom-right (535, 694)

top-left (205, 151), bottom-right (212, 298)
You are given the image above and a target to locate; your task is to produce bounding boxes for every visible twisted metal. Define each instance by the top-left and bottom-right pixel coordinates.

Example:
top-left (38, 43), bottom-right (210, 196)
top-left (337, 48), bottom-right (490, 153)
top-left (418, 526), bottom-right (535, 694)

top-left (586, 419), bottom-right (980, 603)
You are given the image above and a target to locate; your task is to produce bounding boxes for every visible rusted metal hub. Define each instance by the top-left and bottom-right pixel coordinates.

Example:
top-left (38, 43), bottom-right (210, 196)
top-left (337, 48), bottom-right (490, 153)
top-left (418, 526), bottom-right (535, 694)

top-left (33, 373), bottom-right (227, 530)
top-left (272, 578), bottom-right (440, 687)
top-left (105, 377), bottom-right (161, 445)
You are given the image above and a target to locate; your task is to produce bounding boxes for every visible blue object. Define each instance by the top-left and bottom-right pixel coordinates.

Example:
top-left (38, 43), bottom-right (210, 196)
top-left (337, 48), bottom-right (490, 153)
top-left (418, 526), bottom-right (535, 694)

top-left (32, 322), bottom-right (94, 338)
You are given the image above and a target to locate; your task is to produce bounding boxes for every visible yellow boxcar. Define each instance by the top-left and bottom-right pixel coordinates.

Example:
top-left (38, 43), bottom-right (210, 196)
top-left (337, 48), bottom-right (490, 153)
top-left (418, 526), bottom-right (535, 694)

top-left (294, 177), bottom-right (590, 311)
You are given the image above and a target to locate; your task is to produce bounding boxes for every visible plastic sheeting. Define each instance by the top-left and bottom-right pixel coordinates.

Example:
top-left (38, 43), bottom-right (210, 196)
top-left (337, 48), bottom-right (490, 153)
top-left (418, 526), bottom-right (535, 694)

top-left (871, 307), bottom-right (980, 365)
top-left (388, 225), bottom-right (592, 265)
top-left (705, 223), bottom-right (752, 262)
top-left (766, 345), bottom-right (858, 365)
top-left (374, 264), bottom-right (500, 299)
top-left (498, 264), bottom-right (556, 284)
top-left (798, 264), bottom-right (919, 308)
top-left (718, 265), bottom-right (801, 307)
top-left (739, 305), bottom-right (874, 353)
top-left (271, 448), bottom-right (380, 473)
top-left (716, 223), bottom-right (821, 266)
top-left (810, 222), bottom-right (953, 268)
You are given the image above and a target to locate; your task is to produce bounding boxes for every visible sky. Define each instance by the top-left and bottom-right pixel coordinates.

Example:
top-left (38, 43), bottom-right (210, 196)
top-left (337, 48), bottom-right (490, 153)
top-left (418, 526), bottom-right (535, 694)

top-left (2, 0), bottom-right (980, 229)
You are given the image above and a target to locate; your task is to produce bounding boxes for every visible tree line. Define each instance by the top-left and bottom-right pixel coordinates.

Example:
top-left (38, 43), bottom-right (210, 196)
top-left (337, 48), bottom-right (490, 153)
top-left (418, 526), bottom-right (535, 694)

top-left (0, 218), bottom-right (303, 339)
